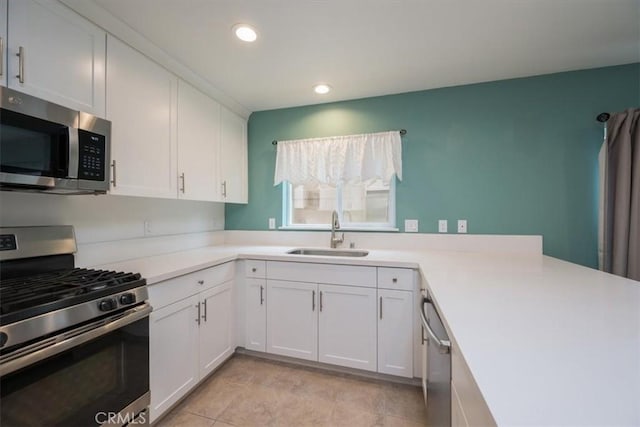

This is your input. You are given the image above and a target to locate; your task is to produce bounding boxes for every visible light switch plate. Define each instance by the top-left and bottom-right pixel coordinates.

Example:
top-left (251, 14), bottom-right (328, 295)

top-left (457, 219), bottom-right (467, 233)
top-left (438, 220), bottom-right (448, 233)
top-left (405, 219), bottom-right (419, 233)
top-left (268, 218), bottom-right (276, 229)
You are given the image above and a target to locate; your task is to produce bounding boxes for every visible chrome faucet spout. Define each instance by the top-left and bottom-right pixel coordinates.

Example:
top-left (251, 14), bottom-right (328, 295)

top-left (330, 210), bottom-right (344, 248)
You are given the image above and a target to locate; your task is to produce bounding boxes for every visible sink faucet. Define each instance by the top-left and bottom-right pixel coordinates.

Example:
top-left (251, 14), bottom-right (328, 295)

top-left (330, 210), bottom-right (344, 248)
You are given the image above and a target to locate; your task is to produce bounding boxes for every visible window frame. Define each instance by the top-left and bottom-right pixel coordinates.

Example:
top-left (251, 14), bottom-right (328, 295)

top-left (281, 179), bottom-right (398, 231)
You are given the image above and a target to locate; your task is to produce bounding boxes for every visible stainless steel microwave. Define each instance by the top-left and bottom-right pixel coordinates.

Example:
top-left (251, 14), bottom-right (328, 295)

top-left (0, 87), bottom-right (111, 194)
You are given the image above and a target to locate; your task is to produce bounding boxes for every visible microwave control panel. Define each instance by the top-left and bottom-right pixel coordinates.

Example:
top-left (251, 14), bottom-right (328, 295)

top-left (77, 129), bottom-right (106, 181)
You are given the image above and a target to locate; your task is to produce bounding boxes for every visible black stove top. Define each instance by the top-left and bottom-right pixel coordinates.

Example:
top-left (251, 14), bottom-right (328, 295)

top-left (0, 268), bottom-right (145, 325)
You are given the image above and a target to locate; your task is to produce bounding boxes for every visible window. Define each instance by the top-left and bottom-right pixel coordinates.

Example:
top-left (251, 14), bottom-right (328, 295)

top-left (282, 178), bottom-right (397, 230)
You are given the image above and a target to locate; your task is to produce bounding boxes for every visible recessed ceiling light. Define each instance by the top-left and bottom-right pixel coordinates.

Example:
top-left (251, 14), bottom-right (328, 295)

top-left (313, 84), bottom-right (331, 94)
top-left (233, 24), bottom-right (257, 42)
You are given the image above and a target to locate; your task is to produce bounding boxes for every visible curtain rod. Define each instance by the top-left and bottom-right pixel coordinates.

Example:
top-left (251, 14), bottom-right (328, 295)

top-left (597, 112), bottom-right (610, 123)
top-left (271, 129), bottom-right (407, 145)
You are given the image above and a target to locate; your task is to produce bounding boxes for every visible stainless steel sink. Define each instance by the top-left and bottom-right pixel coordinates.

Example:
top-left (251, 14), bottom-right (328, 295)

top-left (287, 248), bottom-right (369, 257)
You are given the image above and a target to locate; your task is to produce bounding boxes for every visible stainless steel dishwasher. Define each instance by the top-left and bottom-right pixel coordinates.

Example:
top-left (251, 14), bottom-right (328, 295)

top-left (420, 289), bottom-right (452, 427)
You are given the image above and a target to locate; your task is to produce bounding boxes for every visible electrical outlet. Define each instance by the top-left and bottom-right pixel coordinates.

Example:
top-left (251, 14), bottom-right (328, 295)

top-left (144, 220), bottom-right (152, 235)
top-left (438, 220), bottom-right (448, 233)
top-left (268, 218), bottom-right (276, 229)
top-left (404, 219), bottom-right (418, 233)
top-left (457, 220), bottom-right (467, 233)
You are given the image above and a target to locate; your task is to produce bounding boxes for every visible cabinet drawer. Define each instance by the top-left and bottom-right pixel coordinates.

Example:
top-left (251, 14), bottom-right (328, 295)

top-left (149, 262), bottom-right (235, 309)
top-left (246, 260), bottom-right (266, 278)
top-left (267, 261), bottom-right (376, 288)
top-left (377, 267), bottom-right (414, 291)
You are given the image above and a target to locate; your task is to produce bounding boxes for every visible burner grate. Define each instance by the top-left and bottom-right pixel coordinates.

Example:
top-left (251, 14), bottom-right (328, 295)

top-left (0, 268), bottom-right (142, 316)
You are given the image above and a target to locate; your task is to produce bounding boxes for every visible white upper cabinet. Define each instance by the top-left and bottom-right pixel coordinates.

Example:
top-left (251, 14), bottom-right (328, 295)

top-left (0, 0), bottom-right (7, 87)
top-left (7, 0), bottom-right (105, 116)
top-left (219, 106), bottom-right (248, 203)
top-left (106, 35), bottom-right (178, 199)
top-left (177, 80), bottom-right (221, 202)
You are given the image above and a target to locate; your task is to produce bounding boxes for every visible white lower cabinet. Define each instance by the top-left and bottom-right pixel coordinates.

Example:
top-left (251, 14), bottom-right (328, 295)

top-left (378, 288), bottom-right (414, 378)
top-left (149, 264), bottom-right (235, 423)
top-left (266, 280), bottom-right (318, 361)
top-left (149, 295), bottom-right (199, 422)
top-left (318, 284), bottom-right (377, 371)
top-left (199, 281), bottom-right (234, 378)
top-left (243, 261), bottom-right (417, 379)
top-left (245, 278), bottom-right (266, 352)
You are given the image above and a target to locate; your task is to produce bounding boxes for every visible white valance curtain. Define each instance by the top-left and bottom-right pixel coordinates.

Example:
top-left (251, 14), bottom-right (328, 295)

top-left (273, 130), bottom-right (402, 186)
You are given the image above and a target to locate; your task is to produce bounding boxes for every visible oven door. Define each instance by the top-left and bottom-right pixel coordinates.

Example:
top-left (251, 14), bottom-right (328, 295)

top-left (0, 304), bottom-right (151, 427)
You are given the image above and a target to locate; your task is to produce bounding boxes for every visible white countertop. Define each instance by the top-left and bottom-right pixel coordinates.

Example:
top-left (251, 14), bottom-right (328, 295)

top-left (99, 245), bottom-right (640, 426)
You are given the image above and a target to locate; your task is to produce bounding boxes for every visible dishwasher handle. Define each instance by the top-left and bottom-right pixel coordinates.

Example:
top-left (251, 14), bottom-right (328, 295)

top-left (420, 296), bottom-right (451, 354)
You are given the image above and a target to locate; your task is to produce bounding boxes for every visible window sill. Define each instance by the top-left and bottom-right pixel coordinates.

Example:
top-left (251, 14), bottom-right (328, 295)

top-left (278, 225), bottom-right (400, 232)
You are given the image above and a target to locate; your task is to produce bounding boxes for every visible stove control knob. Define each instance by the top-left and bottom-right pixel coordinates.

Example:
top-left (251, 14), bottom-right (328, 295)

top-left (0, 332), bottom-right (7, 348)
top-left (119, 293), bottom-right (136, 305)
top-left (98, 298), bottom-right (117, 312)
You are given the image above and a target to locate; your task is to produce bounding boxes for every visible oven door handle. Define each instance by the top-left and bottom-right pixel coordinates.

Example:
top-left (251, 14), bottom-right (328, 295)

top-left (420, 296), bottom-right (451, 354)
top-left (0, 303), bottom-right (152, 377)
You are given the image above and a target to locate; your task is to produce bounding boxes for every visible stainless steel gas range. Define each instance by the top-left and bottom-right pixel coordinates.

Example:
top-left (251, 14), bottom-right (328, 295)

top-left (0, 226), bottom-right (151, 426)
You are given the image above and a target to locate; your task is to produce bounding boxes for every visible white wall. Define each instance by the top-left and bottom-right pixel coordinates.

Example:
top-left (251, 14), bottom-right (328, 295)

top-left (0, 192), bottom-right (224, 244)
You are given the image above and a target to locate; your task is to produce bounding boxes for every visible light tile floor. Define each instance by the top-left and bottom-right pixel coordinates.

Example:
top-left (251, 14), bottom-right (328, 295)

top-left (156, 354), bottom-right (427, 427)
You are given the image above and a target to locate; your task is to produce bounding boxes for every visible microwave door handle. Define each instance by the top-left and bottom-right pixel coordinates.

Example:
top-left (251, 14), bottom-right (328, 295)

top-left (67, 128), bottom-right (79, 179)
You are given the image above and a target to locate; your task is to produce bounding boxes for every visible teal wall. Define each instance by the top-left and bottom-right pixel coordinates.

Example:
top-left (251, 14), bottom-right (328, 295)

top-left (226, 64), bottom-right (640, 268)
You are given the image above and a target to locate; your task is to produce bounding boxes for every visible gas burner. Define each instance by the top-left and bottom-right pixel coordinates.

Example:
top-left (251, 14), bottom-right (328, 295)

top-left (0, 268), bottom-right (146, 325)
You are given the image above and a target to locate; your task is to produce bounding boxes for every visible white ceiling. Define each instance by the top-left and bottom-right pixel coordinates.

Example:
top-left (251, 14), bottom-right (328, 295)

top-left (88, 0), bottom-right (639, 112)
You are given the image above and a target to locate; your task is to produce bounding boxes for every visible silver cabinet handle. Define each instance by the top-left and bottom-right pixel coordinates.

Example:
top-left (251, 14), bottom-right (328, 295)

top-left (221, 180), bottom-right (227, 197)
top-left (202, 299), bottom-right (207, 322)
top-left (312, 290), bottom-right (316, 311)
top-left (419, 296), bottom-right (450, 354)
top-left (319, 291), bottom-right (323, 312)
top-left (197, 280), bottom-right (204, 285)
top-left (110, 160), bottom-right (117, 186)
top-left (195, 302), bottom-right (201, 325)
top-left (379, 296), bottom-right (383, 319)
top-left (16, 46), bottom-right (24, 83)
top-left (180, 173), bottom-right (185, 193)
top-left (260, 285), bottom-right (264, 305)
top-left (0, 37), bottom-right (4, 77)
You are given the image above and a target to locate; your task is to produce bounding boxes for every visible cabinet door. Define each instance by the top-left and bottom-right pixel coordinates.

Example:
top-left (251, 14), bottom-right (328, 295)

top-left (0, 0), bottom-right (7, 87)
top-left (149, 295), bottom-right (199, 423)
top-left (318, 284), bottom-right (377, 371)
top-left (106, 35), bottom-right (178, 199)
top-left (245, 278), bottom-right (266, 352)
top-left (451, 382), bottom-right (470, 427)
top-left (177, 80), bottom-right (221, 201)
top-left (7, 0), bottom-right (105, 116)
top-left (219, 106), bottom-right (247, 203)
top-left (199, 281), bottom-right (234, 378)
top-left (378, 289), bottom-right (414, 378)
top-left (266, 280), bottom-right (317, 361)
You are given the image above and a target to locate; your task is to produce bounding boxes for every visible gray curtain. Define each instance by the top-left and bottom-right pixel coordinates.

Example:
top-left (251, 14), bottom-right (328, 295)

top-left (603, 108), bottom-right (640, 281)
